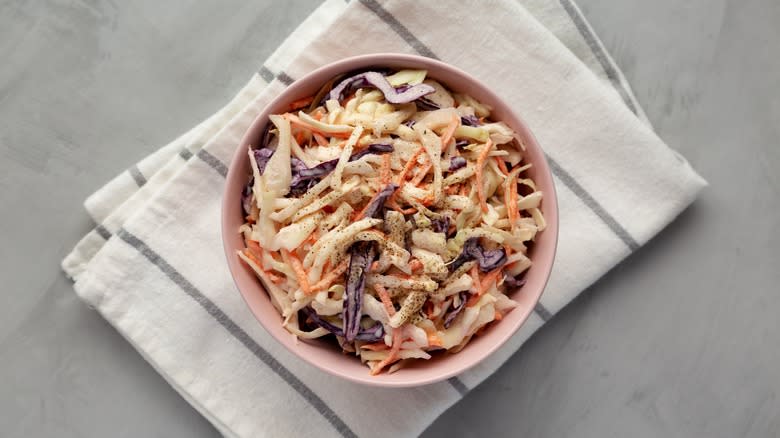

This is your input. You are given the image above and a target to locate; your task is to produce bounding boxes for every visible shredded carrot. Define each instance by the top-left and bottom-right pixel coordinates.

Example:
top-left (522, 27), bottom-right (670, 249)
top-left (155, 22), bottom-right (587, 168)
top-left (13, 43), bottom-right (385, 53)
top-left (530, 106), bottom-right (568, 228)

top-left (283, 249), bottom-right (311, 295)
top-left (305, 229), bottom-right (319, 246)
top-left (503, 167), bottom-right (520, 232)
top-left (311, 107), bottom-right (325, 120)
top-left (370, 260), bottom-right (380, 272)
top-left (468, 267), bottom-right (502, 306)
top-left (380, 154), bottom-right (392, 185)
top-left (509, 179), bottom-right (519, 231)
top-left (242, 248), bottom-right (262, 267)
top-left (503, 243), bottom-right (513, 258)
top-left (396, 147), bottom-right (425, 183)
top-left (370, 328), bottom-right (403, 375)
top-left (479, 267), bottom-right (502, 294)
top-left (420, 194), bottom-right (435, 206)
top-left (256, 266), bottom-right (284, 285)
top-left (349, 209), bottom-right (360, 222)
top-left (424, 300), bottom-right (435, 318)
top-left (353, 207), bottom-right (370, 221)
top-left (313, 132), bottom-right (329, 147)
top-left (494, 310), bottom-right (503, 321)
top-left (360, 342), bottom-right (389, 351)
top-left (439, 114), bottom-right (460, 151)
top-left (387, 197), bottom-right (416, 215)
top-left (309, 259), bottom-right (349, 293)
top-left (246, 239), bottom-right (262, 256)
top-left (428, 333), bottom-right (443, 348)
top-left (446, 184), bottom-right (459, 195)
top-left (470, 265), bottom-right (481, 290)
top-left (387, 198), bottom-right (405, 214)
top-left (245, 241), bottom-right (269, 271)
top-left (373, 284), bottom-right (396, 317)
top-left (410, 161), bottom-right (432, 186)
top-left (459, 184), bottom-right (468, 196)
top-left (504, 175), bottom-right (516, 229)
top-left (495, 157), bottom-right (509, 175)
top-left (392, 145), bottom-right (425, 201)
top-left (288, 95), bottom-right (314, 111)
top-left (475, 138), bottom-right (494, 213)
top-left (241, 247), bottom-right (285, 285)
top-left (294, 130), bottom-right (306, 146)
top-left (409, 259), bottom-right (423, 272)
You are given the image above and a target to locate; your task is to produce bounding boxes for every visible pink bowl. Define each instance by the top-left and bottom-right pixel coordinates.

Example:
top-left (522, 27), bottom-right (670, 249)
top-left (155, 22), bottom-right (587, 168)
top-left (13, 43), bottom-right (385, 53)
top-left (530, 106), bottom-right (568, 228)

top-left (222, 53), bottom-right (558, 387)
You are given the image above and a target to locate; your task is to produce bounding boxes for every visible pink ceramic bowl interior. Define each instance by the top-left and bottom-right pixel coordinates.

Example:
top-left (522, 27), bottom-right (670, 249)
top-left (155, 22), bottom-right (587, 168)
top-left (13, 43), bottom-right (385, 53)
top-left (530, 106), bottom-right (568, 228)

top-left (222, 53), bottom-right (558, 387)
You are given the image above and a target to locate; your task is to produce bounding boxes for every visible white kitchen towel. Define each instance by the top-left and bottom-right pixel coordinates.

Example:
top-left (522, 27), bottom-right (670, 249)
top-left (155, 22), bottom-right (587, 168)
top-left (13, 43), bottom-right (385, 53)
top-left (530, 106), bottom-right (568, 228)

top-left (62, 0), bottom-right (707, 437)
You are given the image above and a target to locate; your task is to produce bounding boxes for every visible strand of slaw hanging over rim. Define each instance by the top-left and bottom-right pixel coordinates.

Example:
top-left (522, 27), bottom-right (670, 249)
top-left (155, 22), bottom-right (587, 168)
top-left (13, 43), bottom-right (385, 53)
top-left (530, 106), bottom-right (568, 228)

top-left (237, 68), bottom-right (546, 375)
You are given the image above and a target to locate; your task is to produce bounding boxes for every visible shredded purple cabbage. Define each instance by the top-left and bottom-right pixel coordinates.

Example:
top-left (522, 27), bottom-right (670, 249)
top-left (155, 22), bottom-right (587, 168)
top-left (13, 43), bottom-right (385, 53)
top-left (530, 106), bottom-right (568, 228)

top-left (415, 97), bottom-right (440, 111)
top-left (287, 143), bottom-right (393, 196)
top-left (301, 307), bottom-right (385, 342)
top-left (253, 148), bottom-right (275, 174)
top-left (241, 177), bottom-right (254, 215)
top-left (286, 157), bottom-right (317, 196)
top-left (449, 238), bottom-right (507, 273)
top-left (328, 72), bottom-right (435, 104)
top-left (301, 307), bottom-right (342, 334)
top-left (444, 292), bottom-right (468, 328)
top-left (504, 275), bottom-right (527, 289)
top-left (291, 161), bottom-right (336, 187)
top-left (288, 179), bottom-right (317, 197)
top-left (259, 124), bottom-right (274, 149)
top-left (460, 114), bottom-right (481, 126)
top-left (351, 143), bottom-right (394, 161)
top-left (354, 322), bottom-right (385, 342)
top-left (448, 156), bottom-right (467, 172)
top-left (403, 119), bottom-right (416, 128)
top-left (342, 241), bottom-right (376, 342)
top-left (290, 157), bottom-right (308, 173)
top-left (363, 184), bottom-right (398, 219)
top-left (455, 139), bottom-right (469, 149)
top-left (430, 216), bottom-right (451, 234)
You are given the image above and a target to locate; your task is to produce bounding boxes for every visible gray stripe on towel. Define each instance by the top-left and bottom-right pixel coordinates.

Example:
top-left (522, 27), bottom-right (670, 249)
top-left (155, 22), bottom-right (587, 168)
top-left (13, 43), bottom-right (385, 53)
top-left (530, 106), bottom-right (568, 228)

top-left (259, 65), bottom-right (295, 86)
top-left (258, 65), bottom-right (275, 83)
top-left (534, 302), bottom-right (553, 322)
top-left (128, 165), bottom-right (147, 187)
top-left (547, 156), bottom-right (640, 250)
top-left (95, 224), bottom-right (112, 240)
top-left (558, 0), bottom-right (639, 115)
top-left (116, 228), bottom-right (358, 438)
top-left (447, 377), bottom-right (469, 396)
top-left (276, 71), bottom-right (295, 86)
top-left (196, 149), bottom-right (228, 178)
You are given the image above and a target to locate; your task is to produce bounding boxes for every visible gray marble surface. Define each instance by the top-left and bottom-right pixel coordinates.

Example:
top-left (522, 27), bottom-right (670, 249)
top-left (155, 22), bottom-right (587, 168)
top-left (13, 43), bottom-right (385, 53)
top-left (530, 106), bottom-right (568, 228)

top-left (1, 1), bottom-right (778, 437)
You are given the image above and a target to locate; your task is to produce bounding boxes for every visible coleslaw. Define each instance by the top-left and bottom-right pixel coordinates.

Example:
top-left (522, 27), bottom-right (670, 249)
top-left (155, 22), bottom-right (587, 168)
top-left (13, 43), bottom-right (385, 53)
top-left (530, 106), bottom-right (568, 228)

top-left (238, 68), bottom-right (545, 375)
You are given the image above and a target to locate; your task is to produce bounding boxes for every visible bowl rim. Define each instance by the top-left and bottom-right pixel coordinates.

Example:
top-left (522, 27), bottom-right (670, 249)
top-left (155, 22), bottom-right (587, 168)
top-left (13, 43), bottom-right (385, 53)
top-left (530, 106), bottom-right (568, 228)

top-left (221, 53), bottom-right (558, 387)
